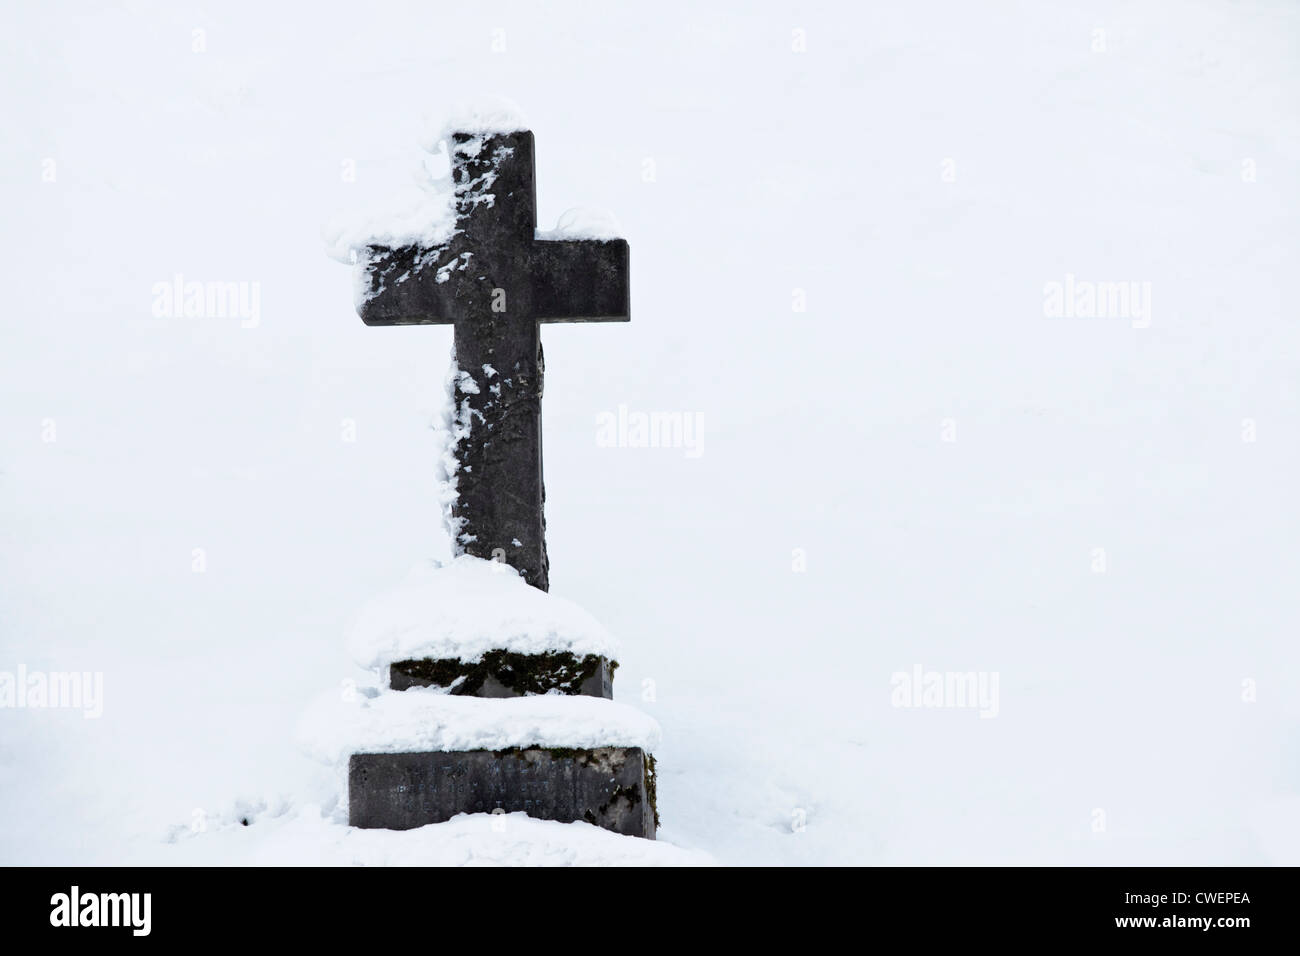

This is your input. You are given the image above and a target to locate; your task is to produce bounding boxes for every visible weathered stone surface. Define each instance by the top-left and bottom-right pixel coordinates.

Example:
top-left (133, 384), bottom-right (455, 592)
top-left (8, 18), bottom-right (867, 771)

top-left (390, 651), bottom-right (614, 698)
top-left (356, 130), bottom-right (630, 593)
top-left (349, 747), bottom-right (656, 838)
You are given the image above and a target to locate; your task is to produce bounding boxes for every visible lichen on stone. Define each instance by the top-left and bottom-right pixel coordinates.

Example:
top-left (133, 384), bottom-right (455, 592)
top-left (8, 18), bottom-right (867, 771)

top-left (391, 649), bottom-right (616, 697)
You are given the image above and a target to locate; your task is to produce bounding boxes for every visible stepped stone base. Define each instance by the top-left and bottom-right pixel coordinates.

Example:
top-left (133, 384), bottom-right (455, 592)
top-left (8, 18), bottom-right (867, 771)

top-left (349, 746), bottom-right (656, 838)
top-left (389, 651), bottom-right (614, 698)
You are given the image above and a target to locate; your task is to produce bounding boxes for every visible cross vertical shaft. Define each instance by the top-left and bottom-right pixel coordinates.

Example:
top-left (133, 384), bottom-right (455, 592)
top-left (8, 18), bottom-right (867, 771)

top-left (443, 131), bottom-right (547, 588)
top-left (357, 129), bottom-right (629, 593)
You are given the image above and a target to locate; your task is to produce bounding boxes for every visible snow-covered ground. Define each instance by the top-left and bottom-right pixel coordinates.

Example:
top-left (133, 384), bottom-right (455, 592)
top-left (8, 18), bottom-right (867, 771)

top-left (2, 1), bottom-right (1298, 866)
top-left (150, 806), bottom-right (712, 867)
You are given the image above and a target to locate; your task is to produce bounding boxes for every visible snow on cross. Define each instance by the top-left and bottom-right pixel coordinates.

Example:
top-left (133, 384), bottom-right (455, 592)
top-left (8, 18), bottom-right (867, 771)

top-left (355, 127), bottom-right (630, 593)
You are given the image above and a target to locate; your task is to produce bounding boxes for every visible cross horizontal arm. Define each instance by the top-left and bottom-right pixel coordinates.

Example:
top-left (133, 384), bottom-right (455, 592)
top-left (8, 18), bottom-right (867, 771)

top-left (357, 243), bottom-right (458, 327)
top-left (532, 238), bottom-right (630, 323)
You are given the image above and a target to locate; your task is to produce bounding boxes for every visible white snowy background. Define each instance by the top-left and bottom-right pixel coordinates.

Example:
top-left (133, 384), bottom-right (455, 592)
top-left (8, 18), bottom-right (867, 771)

top-left (2, 0), bottom-right (1298, 865)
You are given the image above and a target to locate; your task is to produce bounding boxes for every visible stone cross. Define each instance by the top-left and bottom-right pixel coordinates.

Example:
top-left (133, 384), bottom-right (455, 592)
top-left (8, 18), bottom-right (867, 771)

top-left (356, 130), bottom-right (630, 592)
top-left (345, 127), bottom-right (653, 836)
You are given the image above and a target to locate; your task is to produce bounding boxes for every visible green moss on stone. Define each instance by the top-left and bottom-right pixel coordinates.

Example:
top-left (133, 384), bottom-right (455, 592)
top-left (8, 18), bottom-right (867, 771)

top-left (391, 650), bottom-right (614, 696)
top-left (645, 753), bottom-right (659, 831)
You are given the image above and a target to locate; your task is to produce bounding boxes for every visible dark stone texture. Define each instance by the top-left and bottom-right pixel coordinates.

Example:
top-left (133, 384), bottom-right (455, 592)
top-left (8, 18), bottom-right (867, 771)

top-left (390, 651), bottom-right (614, 698)
top-left (532, 239), bottom-right (630, 322)
top-left (357, 130), bottom-right (630, 593)
top-left (349, 747), bottom-right (656, 838)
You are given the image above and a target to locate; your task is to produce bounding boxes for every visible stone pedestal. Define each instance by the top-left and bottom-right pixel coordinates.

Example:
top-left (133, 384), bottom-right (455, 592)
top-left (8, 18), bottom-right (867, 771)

top-left (335, 632), bottom-right (659, 839)
top-left (349, 746), bottom-right (656, 838)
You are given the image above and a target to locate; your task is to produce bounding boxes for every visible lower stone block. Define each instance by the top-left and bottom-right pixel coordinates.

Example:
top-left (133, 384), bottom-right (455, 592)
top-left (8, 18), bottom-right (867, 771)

top-left (349, 746), bottom-right (656, 839)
